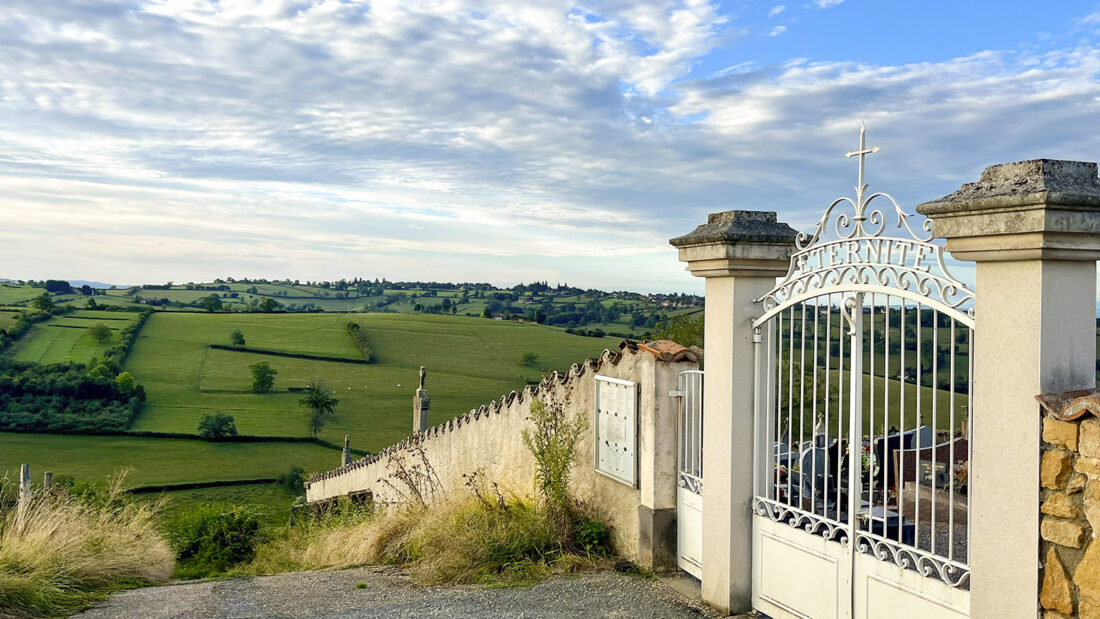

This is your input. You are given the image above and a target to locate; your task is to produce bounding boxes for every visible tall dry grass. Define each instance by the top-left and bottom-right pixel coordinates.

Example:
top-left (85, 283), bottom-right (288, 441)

top-left (245, 493), bottom-right (606, 586)
top-left (0, 476), bottom-right (174, 618)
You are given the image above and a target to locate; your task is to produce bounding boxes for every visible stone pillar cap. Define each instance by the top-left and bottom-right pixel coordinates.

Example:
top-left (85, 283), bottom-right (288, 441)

top-left (916, 159), bottom-right (1100, 261)
top-left (670, 210), bottom-right (798, 278)
top-left (918, 159), bottom-right (1100, 215)
top-left (669, 210), bottom-right (799, 248)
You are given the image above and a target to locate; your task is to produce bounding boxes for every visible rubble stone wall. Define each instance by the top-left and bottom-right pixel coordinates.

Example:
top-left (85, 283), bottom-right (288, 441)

top-left (1040, 415), bottom-right (1100, 617)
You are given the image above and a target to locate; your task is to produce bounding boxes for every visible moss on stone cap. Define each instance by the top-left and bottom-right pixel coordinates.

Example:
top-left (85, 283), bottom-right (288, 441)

top-left (918, 159), bottom-right (1100, 215)
top-left (669, 210), bottom-right (798, 248)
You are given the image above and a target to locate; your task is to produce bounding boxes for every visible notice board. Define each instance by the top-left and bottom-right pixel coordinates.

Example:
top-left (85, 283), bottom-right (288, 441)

top-left (594, 375), bottom-right (637, 486)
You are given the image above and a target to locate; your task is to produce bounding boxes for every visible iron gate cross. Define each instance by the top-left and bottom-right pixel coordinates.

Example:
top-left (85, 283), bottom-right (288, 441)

top-left (845, 121), bottom-right (880, 206)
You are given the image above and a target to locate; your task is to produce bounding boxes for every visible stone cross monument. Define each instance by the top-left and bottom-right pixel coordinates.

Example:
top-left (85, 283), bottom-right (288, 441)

top-left (413, 366), bottom-right (430, 433)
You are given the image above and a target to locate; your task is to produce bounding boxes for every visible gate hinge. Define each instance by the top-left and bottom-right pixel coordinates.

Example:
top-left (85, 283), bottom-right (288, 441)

top-left (668, 390), bottom-right (683, 397)
top-left (752, 330), bottom-right (763, 343)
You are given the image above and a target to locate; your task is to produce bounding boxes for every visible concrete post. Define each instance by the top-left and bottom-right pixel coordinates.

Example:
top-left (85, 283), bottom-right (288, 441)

top-left (670, 211), bottom-right (797, 614)
top-left (43, 471), bottom-right (53, 491)
top-left (917, 159), bottom-right (1100, 618)
top-left (414, 366), bottom-right (430, 433)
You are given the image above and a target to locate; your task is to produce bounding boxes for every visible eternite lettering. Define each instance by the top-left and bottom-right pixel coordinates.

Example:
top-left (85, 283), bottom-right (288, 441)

top-left (792, 238), bottom-right (935, 273)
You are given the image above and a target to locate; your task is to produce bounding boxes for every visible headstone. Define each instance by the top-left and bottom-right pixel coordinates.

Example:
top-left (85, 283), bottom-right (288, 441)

top-left (413, 366), bottom-right (430, 433)
top-left (342, 435), bottom-right (352, 466)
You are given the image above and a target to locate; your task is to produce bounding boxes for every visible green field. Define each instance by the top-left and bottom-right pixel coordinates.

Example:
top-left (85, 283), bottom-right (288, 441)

top-left (0, 310), bottom-right (19, 331)
top-left (779, 367), bottom-right (969, 438)
top-left (0, 433), bottom-right (343, 486)
top-left (127, 312), bottom-right (618, 451)
top-left (7, 310), bottom-right (138, 365)
top-left (0, 283), bottom-right (40, 305)
top-left (135, 483), bottom-right (300, 528)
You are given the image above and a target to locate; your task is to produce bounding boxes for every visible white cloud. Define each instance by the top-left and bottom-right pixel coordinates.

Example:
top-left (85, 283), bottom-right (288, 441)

top-left (0, 1), bottom-right (1098, 293)
top-left (769, 5), bottom-right (786, 18)
top-left (770, 25), bottom-right (787, 36)
top-left (814, 0), bottom-right (843, 7)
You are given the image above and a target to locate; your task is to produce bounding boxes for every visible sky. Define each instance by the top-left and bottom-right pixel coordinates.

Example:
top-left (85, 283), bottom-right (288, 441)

top-left (1, 1), bottom-right (1099, 293)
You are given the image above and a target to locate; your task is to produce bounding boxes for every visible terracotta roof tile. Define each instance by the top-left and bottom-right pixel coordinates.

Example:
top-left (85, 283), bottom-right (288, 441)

top-left (639, 339), bottom-right (704, 363)
top-left (1036, 389), bottom-right (1100, 421)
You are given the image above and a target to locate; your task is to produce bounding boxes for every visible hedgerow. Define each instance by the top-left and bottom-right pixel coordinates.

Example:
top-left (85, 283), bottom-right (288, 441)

top-left (345, 322), bottom-right (373, 363)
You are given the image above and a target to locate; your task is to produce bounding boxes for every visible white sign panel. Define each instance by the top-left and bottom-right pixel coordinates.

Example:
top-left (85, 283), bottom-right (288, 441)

top-left (594, 375), bottom-right (637, 486)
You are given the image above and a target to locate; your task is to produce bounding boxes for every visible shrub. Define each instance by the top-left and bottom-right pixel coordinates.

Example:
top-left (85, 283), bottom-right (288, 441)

top-left (197, 412), bottom-right (238, 440)
top-left (0, 476), bottom-right (173, 617)
top-left (229, 330), bottom-right (246, 347)
top-left (168, 504), bottom-right (263, 578)
top-left (276, 467), bottom-right (306, 495)
top-left (522, 399), bottom-right (586, 517)
top-left (114, 371), bottom-right (135, 393)
top-left (520, 352), bottom-right (538, 367)
top-left (88, 323), bottom-right (112, 344)
top-left (250, 362), bottom-right (277, 393)
top-left (574, 518), bottom-right (612, 555)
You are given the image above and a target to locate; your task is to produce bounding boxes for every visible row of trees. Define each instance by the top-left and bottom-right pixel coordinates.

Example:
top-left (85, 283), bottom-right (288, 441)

top-left (0, 359), bottom-right (146, 433)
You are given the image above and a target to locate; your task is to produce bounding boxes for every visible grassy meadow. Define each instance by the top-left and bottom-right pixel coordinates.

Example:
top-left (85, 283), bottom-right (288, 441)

top-left (4, 309), bottom-right (139, 365)
top-left (126, 312), bottom-right (618, 451)
top-left (135, 483), bottom-right (301, 528)
top-left (0, 433), bottom-right (342, 486)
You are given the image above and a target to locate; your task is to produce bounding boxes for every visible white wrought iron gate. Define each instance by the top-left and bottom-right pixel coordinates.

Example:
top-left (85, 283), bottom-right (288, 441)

top-left (750, 126), bottom-right (973, 619)
top-left (675, 370), bottom-right (704, 578)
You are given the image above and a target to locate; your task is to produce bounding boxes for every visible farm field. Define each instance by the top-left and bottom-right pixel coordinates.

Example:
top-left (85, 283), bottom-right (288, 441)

top-left (0, 310), bottom-right (19, 330)
top-left (127, 312), bottom-right (618, 451)
top-left (0, 283), bottom-right (40, 305)
top-left (0, 433), bottom-right (342, 486)
top-left (135, 483), bottom-right (300, 528)
top-left (8, 309), bottom-right (139, 365)
top-left (779, 367), bottom-right (969, 438)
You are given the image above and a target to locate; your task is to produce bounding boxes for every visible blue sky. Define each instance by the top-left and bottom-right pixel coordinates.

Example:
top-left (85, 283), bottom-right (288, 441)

top-left (1, 1), bottom-right (1099, 293)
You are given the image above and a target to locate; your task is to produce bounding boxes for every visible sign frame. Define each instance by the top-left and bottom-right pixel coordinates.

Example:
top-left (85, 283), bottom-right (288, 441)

top-left (593, 375), bottom-right (638, 487)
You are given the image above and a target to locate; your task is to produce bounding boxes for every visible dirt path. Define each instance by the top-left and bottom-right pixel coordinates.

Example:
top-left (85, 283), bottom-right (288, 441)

top-left (75, 567), bottom-right (719, 618)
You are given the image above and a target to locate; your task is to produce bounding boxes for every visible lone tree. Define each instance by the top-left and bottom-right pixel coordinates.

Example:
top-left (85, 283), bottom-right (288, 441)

top-left (230, 329), bottom-right (246, 347)
top-left (258, 297), bottom-right (281, 313)
top-left (200, 294), bottom-right (223, 312)
top-left (88, 323), bottom-right (112, 344)
top-left (198, 412), bottom-right (238, 440)
top-left (300, 380), bottom-right (338, 437)
top-left (521, 352), bottom-right (539, 367)
top-left (250, 361), bottom-right (277, 393)
top-left (32, 293), bottom-right (54, 312)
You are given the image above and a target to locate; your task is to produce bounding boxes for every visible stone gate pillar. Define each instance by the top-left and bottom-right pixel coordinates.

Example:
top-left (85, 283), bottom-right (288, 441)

top-left (918, 159), bottom-right (1100, 618)
top-left (670, 210), bottom-right (797, 614)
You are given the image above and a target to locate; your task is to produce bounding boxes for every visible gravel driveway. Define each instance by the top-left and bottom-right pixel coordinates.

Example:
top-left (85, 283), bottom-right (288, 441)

top-left (75, 567), bottom-right (720, 618)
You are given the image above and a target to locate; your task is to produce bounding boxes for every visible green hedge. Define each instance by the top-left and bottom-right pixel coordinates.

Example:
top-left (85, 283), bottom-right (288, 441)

top-left (346, 322), bottom-right (373, 363)
top-left (209, 344), bottom-right (367, 365)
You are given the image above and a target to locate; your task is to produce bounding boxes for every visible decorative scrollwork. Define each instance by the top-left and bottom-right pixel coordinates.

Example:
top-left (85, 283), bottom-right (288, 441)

top-left (854, 532), bottom-right (970, 589)
top-left (678, 472), bottom-right (702, 495)
top-left (752, 497), bottom-right (849, 545)
top-left (755, 124), bottom-right (973, 320)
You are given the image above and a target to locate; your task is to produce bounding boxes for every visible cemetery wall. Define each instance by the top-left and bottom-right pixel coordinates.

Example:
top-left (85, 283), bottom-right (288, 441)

top-left (305, 340), bottom-right (700, 567)
top-left (1038, 399), bottom-right (1100, 618)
